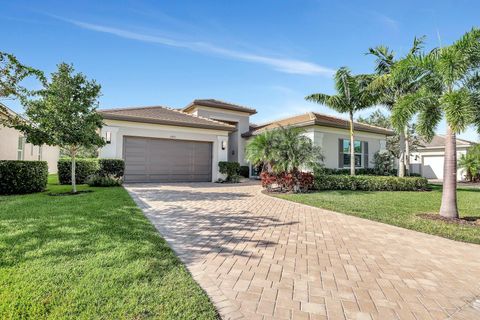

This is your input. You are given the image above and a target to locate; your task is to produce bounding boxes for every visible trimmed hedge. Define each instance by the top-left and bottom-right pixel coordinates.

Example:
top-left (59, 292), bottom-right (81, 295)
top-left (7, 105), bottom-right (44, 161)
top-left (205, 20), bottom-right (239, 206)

top-left (314, 174), bottom-right (429, 191)
top-left (98, 159), bottom-right (125, 178)
top-left (58, 158), bottom-right (99, 185)
top-left (320, 167), bottom-right (398, 176)
top-left (239, 166), bottom-right (249, 178)
top-left (0, 160), bottom-right (48, 195)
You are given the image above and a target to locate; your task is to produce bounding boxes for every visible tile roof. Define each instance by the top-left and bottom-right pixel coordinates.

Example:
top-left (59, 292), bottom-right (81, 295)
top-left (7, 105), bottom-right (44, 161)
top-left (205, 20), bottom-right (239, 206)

top-left (99, 105), bottom-right (235, 131)
top-left (418, 135), bottom-right (476, 149)
top-left (242, 112), bottom-right (394, 137)
top-left (183, 99), bottom-right (257, 115)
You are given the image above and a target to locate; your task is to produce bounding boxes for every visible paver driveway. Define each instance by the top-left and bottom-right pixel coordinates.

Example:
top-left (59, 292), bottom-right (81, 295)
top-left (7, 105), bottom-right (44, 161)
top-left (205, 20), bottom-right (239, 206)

top-left (125, 182), bottom-right (480, 320)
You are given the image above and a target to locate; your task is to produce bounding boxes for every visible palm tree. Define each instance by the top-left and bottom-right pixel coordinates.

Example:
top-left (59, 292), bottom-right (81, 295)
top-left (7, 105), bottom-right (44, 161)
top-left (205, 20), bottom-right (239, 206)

top-left (306, 67), bottom-right (377, 175)
top-left (367, 37), bottom-right (425, 177)
top-left (245, 130), bottom-right (278, 173)
top-left (459, 145), bottom-right (480, 181)
top-left (392, 28), bottom-right (480, 218)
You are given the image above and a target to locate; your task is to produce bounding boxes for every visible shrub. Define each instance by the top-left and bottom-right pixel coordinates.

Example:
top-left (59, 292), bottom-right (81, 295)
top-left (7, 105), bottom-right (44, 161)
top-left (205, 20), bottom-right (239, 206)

top-left (218, 161), bottom-right (240, 182)
top-left (58, 158), bottom-right (99, 185)
top-left (314, 174), bottom-right (428, 191)
top-left (318, 167), bottom-right (398, 176)
top-left (98, 159), bottom-right (125, 178)
top-left (86, 174), bottom-right (123, 187)
top-left (239, 166), bottom-right (250, 178)
top-left (372, 151), bottom-right (395, 175)
top-left (261, 171), bottom-right (314, 193)
top-left (0, 161), bottom-right (48, 195)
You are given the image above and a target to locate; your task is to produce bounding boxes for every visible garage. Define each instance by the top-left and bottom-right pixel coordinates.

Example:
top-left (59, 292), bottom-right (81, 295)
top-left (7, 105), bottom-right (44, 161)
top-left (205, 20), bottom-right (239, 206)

top-left (422, 155), bottom-right (444, 179)
top-left (123, 136), bottom-right (213, 183)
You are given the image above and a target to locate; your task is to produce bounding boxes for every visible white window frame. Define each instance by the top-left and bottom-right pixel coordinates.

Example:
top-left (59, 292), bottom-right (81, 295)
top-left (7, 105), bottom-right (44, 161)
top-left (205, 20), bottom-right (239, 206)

top-left (342, 140), bottom-right (364, 168)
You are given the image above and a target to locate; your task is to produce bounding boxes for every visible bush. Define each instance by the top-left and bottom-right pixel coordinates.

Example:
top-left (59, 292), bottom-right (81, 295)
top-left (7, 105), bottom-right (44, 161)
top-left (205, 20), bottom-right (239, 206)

top-left (98, 159), bottom-right (125, 178)
top-left (372, 151), bottom-right (395, 175)
top-left (239, 165), bottom-right (250, 178)
top-left (261, 171), bottom-right (314, 193)
top-left (314, 174), bottom-right (428, 191)
top-left (218, 161), bottom-right (240, 182)
top-left (318, 167), bottom-right (398, 176)
top-left (86, 174), bottom-right (123, 187)
top-left (58, 158), bottom-right (99, 185)
top-left (0, 161), bottom-right (48, 195)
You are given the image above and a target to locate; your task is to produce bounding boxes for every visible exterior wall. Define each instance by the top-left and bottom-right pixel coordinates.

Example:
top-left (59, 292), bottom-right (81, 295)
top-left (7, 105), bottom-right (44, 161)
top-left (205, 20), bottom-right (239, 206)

top-left (0, 123), bottom-right (59, 173)
top-left (304, 125), bottom-right (387, 169)
top-left (99, 119), bottom-right (229, 182)
top-left (187, 106), bottom-right (251, 165)
top-left (410, 147), bottom-right (469, 181)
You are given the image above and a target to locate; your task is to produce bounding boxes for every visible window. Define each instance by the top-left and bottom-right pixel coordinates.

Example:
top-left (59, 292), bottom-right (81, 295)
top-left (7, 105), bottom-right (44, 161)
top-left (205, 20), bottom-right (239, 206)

top-left (17, 136), bottom-right (25, 160)
top-left (341, 140), bottom-right (366, 168)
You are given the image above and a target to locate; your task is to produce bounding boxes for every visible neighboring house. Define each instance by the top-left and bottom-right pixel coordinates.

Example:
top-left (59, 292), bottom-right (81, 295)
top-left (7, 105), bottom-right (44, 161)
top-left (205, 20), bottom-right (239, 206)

top-left (0, 104), bottom-right (60, 173)
top-left (410, 135), bottom-right (476, 181)
top-left (99, 99), bottom-right (393, 183)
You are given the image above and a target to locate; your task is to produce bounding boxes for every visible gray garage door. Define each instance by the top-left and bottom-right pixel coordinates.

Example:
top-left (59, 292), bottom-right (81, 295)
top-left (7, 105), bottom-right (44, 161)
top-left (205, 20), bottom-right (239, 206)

top-left (123, 136), bottom-right (212, 183)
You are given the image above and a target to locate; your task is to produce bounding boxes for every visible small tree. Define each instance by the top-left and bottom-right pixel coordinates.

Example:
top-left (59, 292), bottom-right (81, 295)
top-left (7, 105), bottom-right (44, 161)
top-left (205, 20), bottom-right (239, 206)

top-left (459, 145), bottom-right (480, 182)
top-left (9, 63), bottom-right (105, 193)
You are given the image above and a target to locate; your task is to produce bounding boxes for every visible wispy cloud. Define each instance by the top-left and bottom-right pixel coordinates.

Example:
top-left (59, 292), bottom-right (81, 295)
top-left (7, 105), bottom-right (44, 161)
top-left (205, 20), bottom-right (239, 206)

top-left (60, 18), bottom-right (334, 76)
top-left (370, 11), bottom-right (399, 30)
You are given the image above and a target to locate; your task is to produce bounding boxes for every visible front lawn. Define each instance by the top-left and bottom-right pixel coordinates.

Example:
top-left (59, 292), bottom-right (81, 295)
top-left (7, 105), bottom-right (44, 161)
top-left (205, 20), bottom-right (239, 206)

top-left (0, 175), bottom-right (217, 319)
top-left (276, 185), bottom-right (480, 244)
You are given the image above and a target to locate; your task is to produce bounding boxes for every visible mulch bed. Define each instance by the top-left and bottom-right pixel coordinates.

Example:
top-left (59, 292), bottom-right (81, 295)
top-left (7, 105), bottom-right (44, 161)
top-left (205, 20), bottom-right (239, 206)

top-left (47, 190), bottom-right (94, 196)
top-left (417, 213), bottom-right (480, 228)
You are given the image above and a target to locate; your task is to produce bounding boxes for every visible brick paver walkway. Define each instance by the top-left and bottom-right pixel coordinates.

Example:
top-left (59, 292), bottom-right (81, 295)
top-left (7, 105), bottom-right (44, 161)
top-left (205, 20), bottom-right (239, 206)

top-left (126, 182), bottom-right (480, 320)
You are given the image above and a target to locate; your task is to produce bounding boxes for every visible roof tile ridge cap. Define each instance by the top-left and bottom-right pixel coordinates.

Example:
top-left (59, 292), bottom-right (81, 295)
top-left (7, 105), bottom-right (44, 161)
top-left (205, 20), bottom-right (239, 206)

top-left (195, 98), bottom-right (256, 111)
top-left (168, 106), bottom-right (235, 128)
top-left (99, 105), bottom-right (172, 112)
top-left (312, 111), bottom-right (393, 131)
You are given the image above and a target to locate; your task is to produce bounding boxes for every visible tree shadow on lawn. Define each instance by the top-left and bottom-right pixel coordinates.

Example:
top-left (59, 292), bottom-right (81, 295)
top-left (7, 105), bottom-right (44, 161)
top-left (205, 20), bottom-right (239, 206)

top-left (0, 201), bottom-right (182, 272)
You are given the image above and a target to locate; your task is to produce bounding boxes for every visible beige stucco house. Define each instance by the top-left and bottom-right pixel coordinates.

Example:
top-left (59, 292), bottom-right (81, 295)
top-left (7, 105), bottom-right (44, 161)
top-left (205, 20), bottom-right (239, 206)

top-left (0, 104), bottom-right (59, 173)
top-left (99, 99), bottom-right (393, 183)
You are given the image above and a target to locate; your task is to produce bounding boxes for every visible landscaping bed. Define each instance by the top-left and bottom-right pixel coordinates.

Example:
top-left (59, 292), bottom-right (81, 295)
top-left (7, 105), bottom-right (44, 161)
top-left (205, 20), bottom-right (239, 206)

top-left (0, 175), bottom-right (217, 319)
top-left (275, 185), bottom-right (480, 244)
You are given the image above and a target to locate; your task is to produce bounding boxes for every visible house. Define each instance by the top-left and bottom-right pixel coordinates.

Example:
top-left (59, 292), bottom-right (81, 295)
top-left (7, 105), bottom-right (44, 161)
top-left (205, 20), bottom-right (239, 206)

top-left (99, 99), bottom-right (394, 183)
top-left (410, 135), bottom-right (476, 181)
top-left (0, 104), bottom-right (60, 173)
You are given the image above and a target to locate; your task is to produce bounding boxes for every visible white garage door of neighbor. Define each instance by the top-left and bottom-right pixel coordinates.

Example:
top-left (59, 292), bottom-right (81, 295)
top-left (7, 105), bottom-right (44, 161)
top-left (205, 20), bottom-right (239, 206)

top-left (422, 155), bottom-right (444, 180)
top-left (123, 136), bottom-right (213, 183)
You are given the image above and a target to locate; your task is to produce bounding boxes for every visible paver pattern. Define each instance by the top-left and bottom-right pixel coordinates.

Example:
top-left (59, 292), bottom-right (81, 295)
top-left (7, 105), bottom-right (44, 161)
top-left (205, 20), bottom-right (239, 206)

top-left (126, 182), bottom-right (480, 320)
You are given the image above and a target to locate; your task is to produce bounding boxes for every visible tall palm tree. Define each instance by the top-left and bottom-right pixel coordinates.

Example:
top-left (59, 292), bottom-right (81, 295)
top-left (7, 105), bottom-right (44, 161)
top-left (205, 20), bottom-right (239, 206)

top-left (392, 28), bottom-right (480, 218)
top-left (367, 37), bottom-right (425, 177)
top-left (306, 67), bottom-right (377, 175)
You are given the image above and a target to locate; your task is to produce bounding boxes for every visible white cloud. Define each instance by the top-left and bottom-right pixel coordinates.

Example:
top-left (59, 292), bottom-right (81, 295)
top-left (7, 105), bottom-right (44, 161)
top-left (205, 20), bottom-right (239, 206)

top-left (61, 18), bottom-right (335, 76)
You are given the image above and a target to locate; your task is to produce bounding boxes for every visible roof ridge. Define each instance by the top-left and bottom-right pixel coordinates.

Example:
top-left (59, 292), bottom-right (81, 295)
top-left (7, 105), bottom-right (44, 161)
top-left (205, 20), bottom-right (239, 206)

top-left (254, 112), bottom-right (311, 127)
top-left (99, 105), bottom-right (174, 112)
top-left (311, 111), bottom-right (392, 131)
top-left (195, 98), bottom-right (256, 112)
top-left (167, 106), bottom-right (236, 128)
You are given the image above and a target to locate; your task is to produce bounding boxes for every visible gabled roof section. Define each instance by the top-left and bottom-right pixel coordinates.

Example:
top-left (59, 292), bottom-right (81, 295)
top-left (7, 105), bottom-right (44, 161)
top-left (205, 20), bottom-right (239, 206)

top-left (183, 99), bottom-right (257, 115)
top-left (418, 135), bottom-right (476, 149)
top-left (242, 112), bottom-right (394, 137)
top-left (99, 105), bottom-right (235, 131)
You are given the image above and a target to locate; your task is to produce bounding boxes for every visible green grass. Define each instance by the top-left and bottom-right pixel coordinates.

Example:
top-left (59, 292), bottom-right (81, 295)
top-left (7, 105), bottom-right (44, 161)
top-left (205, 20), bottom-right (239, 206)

top-left (0, 175), bottom-right (217, 320)
top-left (276, 185), bottom-right (480, 244)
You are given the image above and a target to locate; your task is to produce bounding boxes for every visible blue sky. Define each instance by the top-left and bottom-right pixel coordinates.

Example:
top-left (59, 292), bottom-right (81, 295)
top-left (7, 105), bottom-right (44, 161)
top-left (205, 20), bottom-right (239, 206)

top-left (2, 0), bottom-right (479, 141)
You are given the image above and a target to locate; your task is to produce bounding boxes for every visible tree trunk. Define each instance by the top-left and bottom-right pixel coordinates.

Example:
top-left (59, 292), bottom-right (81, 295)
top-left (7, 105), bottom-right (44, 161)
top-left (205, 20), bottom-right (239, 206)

top-left (349, 111), bottom-right (355, 176)
top-left (439, 125), bottom-right (459, 218)
top-left (71, 147), bottom-right (77, 194)
top-left (398, 130), bottom-right (406, 177)
top-left (405, 127), bottom-right (410, 176)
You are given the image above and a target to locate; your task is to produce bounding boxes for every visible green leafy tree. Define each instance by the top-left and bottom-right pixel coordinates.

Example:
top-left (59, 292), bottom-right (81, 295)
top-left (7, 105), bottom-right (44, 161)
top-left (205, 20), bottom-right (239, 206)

top-left (459, 145), bottom-right (480, 182)
top-left (0, 51), bottom-right (45, 101)
top-left (9, 63), bottom-right (105, 193)
top-left (357, 109), bottom-right (423, 164)
top-left (306, 67), bottom-right (377, 175)
top-left (392, 28), bottom-right (480, 218)
top-left (367, 37), bottom-right (425, 177)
